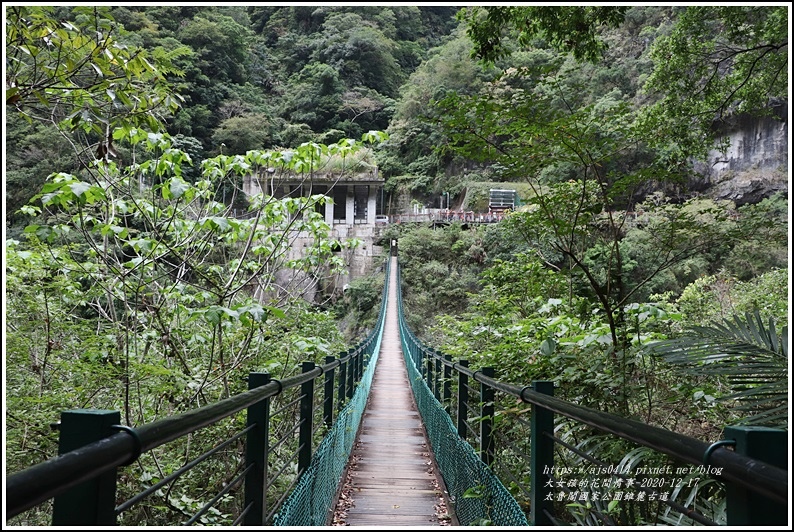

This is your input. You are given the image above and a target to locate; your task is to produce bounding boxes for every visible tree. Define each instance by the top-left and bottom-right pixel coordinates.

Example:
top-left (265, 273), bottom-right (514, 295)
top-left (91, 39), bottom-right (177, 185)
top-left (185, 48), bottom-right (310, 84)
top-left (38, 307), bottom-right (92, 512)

top-left (175, 11), bottom-right (252, 85)
top-left (4, 113), bottom-right (74, 228)
top-left (280, 61), bottom-right (344, 134)
top-left (210, 114), bottom-right (278, 155)
top-left (5, 5), bottom-right (190, 221)
top-left (459, 6), bottom-right (629, 63)
top-left (340, 87), bottom-right (392, 125)
top-left (640, 6), bottom-right (788, 160)
top-left (5, 6), bottom-right (187, 161)
top-left (434, 62), bottom-right (735, 414)
top-left (377, 28), bottom-right (497, 185)
top-left (315, 11), bottom-right (406, 98)
top-left (6, 131), bottom-right (387, 525)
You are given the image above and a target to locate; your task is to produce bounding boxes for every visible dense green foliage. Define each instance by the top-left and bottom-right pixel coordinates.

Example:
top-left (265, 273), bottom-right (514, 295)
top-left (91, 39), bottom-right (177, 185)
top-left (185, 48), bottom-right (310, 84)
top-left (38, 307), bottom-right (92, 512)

top-left (4, 4), bottom-right (788, 527)
top-left (640, 6), bottom-right (789, 161)
top-left (5, 5), bottom-right (460, 222)
top-left (5, 130), bottom-right (386, 525)
top-left (459, 6), bottom-right (629, 63)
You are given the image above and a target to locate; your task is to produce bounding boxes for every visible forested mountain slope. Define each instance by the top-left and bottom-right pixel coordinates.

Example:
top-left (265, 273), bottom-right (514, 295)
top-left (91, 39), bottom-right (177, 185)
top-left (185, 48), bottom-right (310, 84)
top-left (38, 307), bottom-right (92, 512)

top-left (6, 6), bottom-right (787, 226)
top-left (4, 6), bottom-right (788, 526)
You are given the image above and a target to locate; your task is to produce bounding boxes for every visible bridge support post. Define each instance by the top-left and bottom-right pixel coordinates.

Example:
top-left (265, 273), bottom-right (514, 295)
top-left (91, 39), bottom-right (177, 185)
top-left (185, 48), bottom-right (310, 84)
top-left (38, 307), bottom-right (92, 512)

top-left (457, 360), bottom-right (469, 440)
top-left (724, 426), bottom-right (787, 525)
top-left (245, 372), bottom-right (272, 525)
top-left (323, 356), bottom-right (335, 427)
top-left (530, 381), bottom-right (554, 526)
top-left (479, 367), bottom-right (495, 466)
top-left (52, 409), bottom-right (120, 525)
top-left (299, 361), bottom-right (315, 474)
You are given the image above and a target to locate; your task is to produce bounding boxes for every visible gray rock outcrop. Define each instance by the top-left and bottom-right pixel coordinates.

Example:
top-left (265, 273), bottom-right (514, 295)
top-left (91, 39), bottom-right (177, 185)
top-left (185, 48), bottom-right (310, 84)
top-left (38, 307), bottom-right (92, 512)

top-left (693, 101), bottom-right (788, 206)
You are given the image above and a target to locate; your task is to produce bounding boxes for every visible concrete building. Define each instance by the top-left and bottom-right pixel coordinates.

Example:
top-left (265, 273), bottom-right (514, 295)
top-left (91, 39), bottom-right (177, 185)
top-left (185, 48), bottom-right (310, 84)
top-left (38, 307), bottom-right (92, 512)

top-left (242, 169), bottom-right (389, 304)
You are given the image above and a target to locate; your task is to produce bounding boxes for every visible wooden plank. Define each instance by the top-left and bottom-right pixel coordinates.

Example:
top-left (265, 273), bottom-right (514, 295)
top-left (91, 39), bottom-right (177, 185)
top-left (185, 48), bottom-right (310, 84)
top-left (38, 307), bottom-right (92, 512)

top-left (333, 256), bottom-right (453, 526)
top-left (340, 514), bottom-right (441, 526)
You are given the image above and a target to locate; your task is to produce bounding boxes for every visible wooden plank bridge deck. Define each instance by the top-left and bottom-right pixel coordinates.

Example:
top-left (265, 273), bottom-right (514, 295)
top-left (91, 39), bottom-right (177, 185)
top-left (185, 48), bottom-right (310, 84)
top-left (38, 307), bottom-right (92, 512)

top-left (334, 257), bottom-right (454, 526)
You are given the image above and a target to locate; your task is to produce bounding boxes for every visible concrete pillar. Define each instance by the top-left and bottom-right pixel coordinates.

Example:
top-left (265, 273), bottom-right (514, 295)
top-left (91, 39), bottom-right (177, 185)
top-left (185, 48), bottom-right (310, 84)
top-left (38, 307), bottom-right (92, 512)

top-left (367, 185), bottom-right (376, 224)
top-left (258, 170), bottom-right (270, 196)
top-left (325, 196), bottom-right (334, 227)
top-left (346, 185), bottom-right (354, 225)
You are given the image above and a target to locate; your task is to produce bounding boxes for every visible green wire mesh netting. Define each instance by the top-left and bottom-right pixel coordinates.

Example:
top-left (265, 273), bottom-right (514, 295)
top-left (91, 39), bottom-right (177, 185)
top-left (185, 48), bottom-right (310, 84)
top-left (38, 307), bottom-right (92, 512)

top-left (395, 258), bottom-right (529, 527)
top-left (400, 337), bottom-right (530, 526)
top-left (272, 262), bottom-right (389, 526)
top-left (273, 257), bottom-right (527, 526)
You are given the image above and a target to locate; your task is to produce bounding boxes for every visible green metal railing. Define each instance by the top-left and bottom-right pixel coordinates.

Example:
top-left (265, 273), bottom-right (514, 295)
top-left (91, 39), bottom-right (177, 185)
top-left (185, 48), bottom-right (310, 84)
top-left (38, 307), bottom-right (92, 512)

top-left (6, 259), bottom-right (391, 526)
top-left (396, 261), bottom-right (529, 526)
top-left (6, 249), bottom-right (788, 527)
top-left (395, 259), bottom-right (787, 526)
top-left (271, 260), bottom-right (390, 525)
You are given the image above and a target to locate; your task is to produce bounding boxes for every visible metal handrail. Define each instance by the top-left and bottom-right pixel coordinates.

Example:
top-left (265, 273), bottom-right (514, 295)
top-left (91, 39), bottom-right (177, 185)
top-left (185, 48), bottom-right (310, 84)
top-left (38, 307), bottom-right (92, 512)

top-left (7, 378), bottom-right (282, 516)
top-left (515, 382), bottom-right (787, 504)
top-left (411, 322), bottom-right (789, 505)
top-left (395, 258), bottom-right (788, 523)
top-left (6, 258), bottom-right (392, 523)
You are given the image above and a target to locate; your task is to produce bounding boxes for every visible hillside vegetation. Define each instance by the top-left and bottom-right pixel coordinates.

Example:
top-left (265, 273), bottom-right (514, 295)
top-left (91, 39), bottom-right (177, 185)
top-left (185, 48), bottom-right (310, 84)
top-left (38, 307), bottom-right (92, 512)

top-left (4, 5), bottom-right (788, 526)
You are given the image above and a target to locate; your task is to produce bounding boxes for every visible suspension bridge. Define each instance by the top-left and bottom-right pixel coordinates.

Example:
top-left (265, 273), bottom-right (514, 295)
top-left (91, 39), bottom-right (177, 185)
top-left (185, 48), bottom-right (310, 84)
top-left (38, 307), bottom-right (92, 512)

top-left (5, 250), bottom-right (789, 527)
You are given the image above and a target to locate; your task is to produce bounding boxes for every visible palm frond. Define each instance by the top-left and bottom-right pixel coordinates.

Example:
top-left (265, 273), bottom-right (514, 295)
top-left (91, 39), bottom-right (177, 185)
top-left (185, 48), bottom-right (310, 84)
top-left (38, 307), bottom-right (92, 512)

top-left (645, 311), bottom-right (788, 429)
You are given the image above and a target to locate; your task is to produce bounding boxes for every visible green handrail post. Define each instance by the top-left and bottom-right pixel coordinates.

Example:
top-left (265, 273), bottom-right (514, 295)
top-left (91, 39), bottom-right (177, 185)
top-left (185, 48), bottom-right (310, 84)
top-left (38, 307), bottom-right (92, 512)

top-left (724, 426), bottom-right (787, 525)
top-left (346, 348), bottom-right (355, 399)
top-left (434, 351), bottom-right (442, 401)
top-left (244, 372), bottom-right (271, 525)
top-left (350, 347), bottom-right (357, 388)
top-left (323, 356), bottom-right (335, 427)
top-left (337, 352), bottom-right (347, 410)
top-left (357, 344), bottom-right (364, 382)
top-left (530, 381), bottom-right (554, 526)
top-left (298, 361), bottom-right (315, 474)
top-left (52, 409), bottom-right (120, 526)
top-left (426, 355), bottom-right (433, 392)
top-left (457, 360), bottom-right (469, 440)
top-left (428, 350), bottom-right (435, 397)
top-left (480, 367), bottom-right (495, 466)
top-left (443, 355), bottom-right (452, 415)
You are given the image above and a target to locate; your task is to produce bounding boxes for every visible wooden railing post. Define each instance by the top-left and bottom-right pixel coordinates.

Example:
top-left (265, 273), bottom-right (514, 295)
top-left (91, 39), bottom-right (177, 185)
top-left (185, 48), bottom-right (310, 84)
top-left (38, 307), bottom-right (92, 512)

top-left (298, 361), bottom-right (315, 474)
top-left (245, 372), bottom-right (271, 525)
top-left (530, 381), bottom-right (554, 526)
top-left (52, 409), bottom-right (120, 525)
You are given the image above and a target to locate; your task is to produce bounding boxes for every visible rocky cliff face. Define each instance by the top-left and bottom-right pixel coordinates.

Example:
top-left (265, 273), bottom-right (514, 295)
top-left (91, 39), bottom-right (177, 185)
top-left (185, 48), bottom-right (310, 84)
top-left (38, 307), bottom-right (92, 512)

top-left (692, 102), bottom-right (788, 206)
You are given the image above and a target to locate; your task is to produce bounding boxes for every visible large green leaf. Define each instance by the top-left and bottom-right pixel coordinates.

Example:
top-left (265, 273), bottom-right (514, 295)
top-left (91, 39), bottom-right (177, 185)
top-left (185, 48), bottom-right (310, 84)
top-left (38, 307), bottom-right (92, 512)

top-left (646, 311), bottom-right (788, 428)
